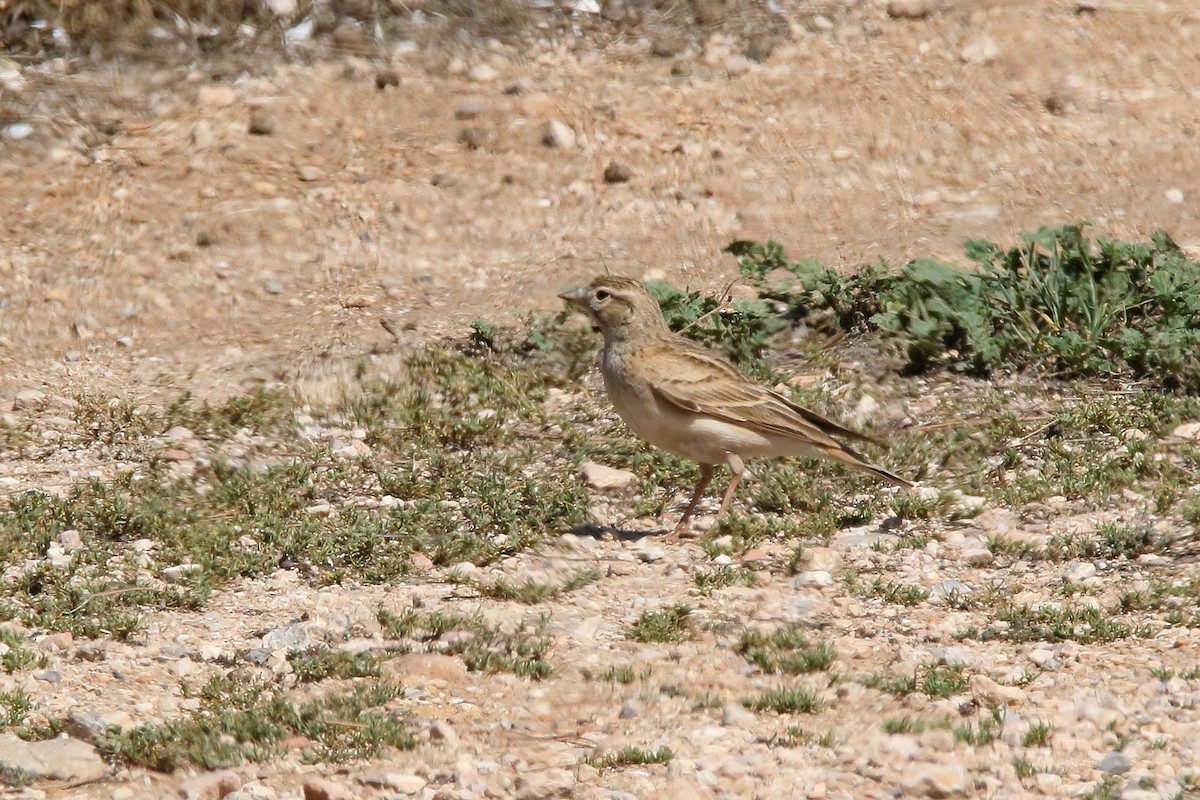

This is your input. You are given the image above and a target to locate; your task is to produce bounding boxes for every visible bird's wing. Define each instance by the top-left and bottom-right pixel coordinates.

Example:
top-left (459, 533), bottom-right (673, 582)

top-left (640, 337), bottom-right (877, 447)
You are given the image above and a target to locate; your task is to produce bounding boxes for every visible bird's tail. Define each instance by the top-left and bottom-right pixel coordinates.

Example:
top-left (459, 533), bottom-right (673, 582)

top-left (823, 442), bottom-right (914, 491)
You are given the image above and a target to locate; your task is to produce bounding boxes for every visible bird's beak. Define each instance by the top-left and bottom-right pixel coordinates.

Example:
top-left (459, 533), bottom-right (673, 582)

top-left (557, 286), bottom-right (589, 308)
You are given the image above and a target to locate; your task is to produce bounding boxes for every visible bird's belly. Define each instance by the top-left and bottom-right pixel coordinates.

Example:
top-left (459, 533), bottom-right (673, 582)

top-left (606, 378), bottom-right (777, 464)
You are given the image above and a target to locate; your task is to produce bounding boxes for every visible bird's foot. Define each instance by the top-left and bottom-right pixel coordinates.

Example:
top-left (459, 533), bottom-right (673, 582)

top-left (663, 523), bottom-right (704, 542)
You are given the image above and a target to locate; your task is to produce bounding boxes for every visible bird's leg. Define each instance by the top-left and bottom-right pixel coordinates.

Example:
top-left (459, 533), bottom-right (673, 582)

top-left (715, 454), bottom-right (745, 520)
top-left (666, 464), bottom-right (713, 540)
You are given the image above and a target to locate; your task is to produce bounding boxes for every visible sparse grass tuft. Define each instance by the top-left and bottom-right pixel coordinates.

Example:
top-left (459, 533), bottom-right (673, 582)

top-left (742, 687), bottom-right (823, 715)
top-left (694, 565), bottom-right (759, 595)
top-left (97, 675), bottom-right (412, 770)
top-left (628, 605), bottom-right (693, 643)
top-left (288, 647), bottom-right (382, 683)
top-left (954, 709), bottom-right (1005, 746)
top-left (584, 746), bottom-right (673, 770)
top-left (736, 626), bottom-right (835, 675)
top-left (1023, 721), bottom-right (1053, 747)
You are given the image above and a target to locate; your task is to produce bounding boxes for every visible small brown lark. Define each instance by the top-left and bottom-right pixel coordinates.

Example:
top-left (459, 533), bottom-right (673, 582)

top-left (559, 275), bottom-right (912, 537)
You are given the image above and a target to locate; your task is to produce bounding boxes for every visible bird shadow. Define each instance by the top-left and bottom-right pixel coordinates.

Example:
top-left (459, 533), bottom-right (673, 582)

top-left (566, 523), bottom-right (669, 542)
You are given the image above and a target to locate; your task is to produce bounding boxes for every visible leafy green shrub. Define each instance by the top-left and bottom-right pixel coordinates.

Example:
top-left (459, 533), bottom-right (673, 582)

top-left (728, 225), bottom-right (1200, 390)
top-left (645, 280), bottom-right (788, 365)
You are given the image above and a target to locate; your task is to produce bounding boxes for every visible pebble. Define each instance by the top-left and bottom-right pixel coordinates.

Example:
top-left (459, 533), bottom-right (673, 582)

top-left (375, 69), bottom-right (399, 90)
top-left (515, 768), bottom-right (575, 799)
top-left (1062, 562), bottom-right (1096, 585)
top-left (198, 85), bottom-right (236, 107)
top-left (248, 109), bottom-right (275, 136)
top-left (468, 63), bottom-right (499, 82)
top-left (960, 35), bottom-right (1000, 65)
top-left (887, 0), bottom-right (934, 18)
top-left (296, 165), bottom-right (321, 182)
top-left (455, 97), bottom-right (487, 119)
top-left (903, 762), bottom-right (967, 797)
top-left (603, 161), bottom-right (634, 184)
top-left (12, 389), bottom-right (45, 410)
top-left (792, 570), bottom-right (833, 588)
top-left (962, 548), bottom-right (993, 567)
top-left (541, 120), bottom-right (576, 151)
top-left (1095, 750), bottom-right (1131, 774)
top-left (179, 770), bottom-right (242, 800)
top-left (582, 461), bottom-right (637, 490)
top-left (1165, 188), bottom-right (1184, 204)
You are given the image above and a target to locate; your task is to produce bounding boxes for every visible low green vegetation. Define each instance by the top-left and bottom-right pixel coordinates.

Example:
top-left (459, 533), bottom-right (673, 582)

top-left (376, 609), bottom-right (554, 679)
top-left (628, 605), bottom-right (693, 643)
top-left (731, 224), bottom-right (1200, 390)
top-left (736, 626), bottom-right (835, 675)
top-left (584, 746), bottom-right (673, 769)
top-left (742, 687), bottom-right (823, 714)
top-left (864, 664), bottom-right (967, 699)
top-left (97, 675), bottom-right (412, 771)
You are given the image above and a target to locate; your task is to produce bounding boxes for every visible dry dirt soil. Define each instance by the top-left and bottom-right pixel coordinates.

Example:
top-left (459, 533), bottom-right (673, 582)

top-left (2, 1), bottom-right (1200, 799)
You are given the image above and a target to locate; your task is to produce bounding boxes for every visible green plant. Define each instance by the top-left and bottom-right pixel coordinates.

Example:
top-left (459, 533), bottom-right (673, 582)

top-left (584, 746), bottom-right (673, 769)
top-left (742, 687), bottom-right (822, 714)
top-left (288, 647), bottom-right (382, 683)
top-left (729, 226), bottom-right (1200, 389)
top-left (954, 709), bottom-right (1005, 746)
top-left (645, 279), bottom-right (787, 367)
top-left (97, 675), bottom-right (412, 770)
top-left (628, 605), bottom-right (693, 643)
top-left (1023, 721), bottom-right (1053, 747)
top-left (735, 627), bottom-right (835, 675)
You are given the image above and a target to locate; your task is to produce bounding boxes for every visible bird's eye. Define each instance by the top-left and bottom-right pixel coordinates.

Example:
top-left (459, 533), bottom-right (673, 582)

top-left (594, 289), bottom-right (610, 302)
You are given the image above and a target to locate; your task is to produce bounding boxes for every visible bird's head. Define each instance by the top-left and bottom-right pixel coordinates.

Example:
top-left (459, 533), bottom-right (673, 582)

top-left (558, 275), bottom-right (666, 341)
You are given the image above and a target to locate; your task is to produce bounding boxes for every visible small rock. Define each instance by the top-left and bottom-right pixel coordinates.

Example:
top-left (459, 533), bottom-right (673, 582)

top-left (192, 120), bottom-right (214, 148)
top-left (721, 703), bottom-right (756, 726)
top-left (1095, 750), bottom-right (1131, 774)
top-left (960, 35), bottom-right (1000, 65)
top-left (455, 97), bottom-right (487, 119)
top-left (303, 778), bottom-right (354, 800)
top-left (963, 548), bottom-right (993, 567)
top-left (296, 165), bottom-right (321, 182)
top-left (198, 85), bottom-right (236, 107)
top-left (1028, 648), bottom-right (1060, 670)
top-left (375, 69), bottom-right (400, 90)
top-left (429, 719), bottom-right (458, 747)
top-left (927, 647), bottom-right (972, 668)
top-left (724, 55), bottom-right (752, 77)
top-left (162, 563), bottom-right (203, 583)
top-left (0, 733), bottom-right (107, 780)
top-left (635, 546), bottom-right (667, 563)
top-left (361, 773), bottom-right (425, 794)
top-left (651, 34), bottom-right (686, 58)
top-left (458, 126), bottom-right (489, 150)
top-left (541, 120), bottom-right (576, 150)
top-left (515, 767), bottom-right (575, 799)
top-left (12, 388), bottom-right (45, 410)
top-left (1062, 561), bottom-right (1096, 585)
top-left (382, 653), bottom-right (469, 687)
top-left (265, 281), bottom-right (285, 295)
top-left (903, 762), bottom-right (967, 797)
top-left (74, 641), bottom-right (108, 662)
top-left (3, 122), bottom-right (32, 140)
top-left (248, 109), bottom-right (275, 136)
top-left (603, 161), bottom-right (634, 184)
top-left (887, 0), bottom-right (934, 18)
top-left (792, 570), bottom-right (833, 588)
top-left (264, 0), bottom-right (296, 15)
top-left (581, 461), bottom-right (637, 490)
top-left (180, 769), bottom-right (242, 800)
top-left (468, 63), bottom-right (499, 82)
top-left (1171, 422), bottom-right (1200, 441)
